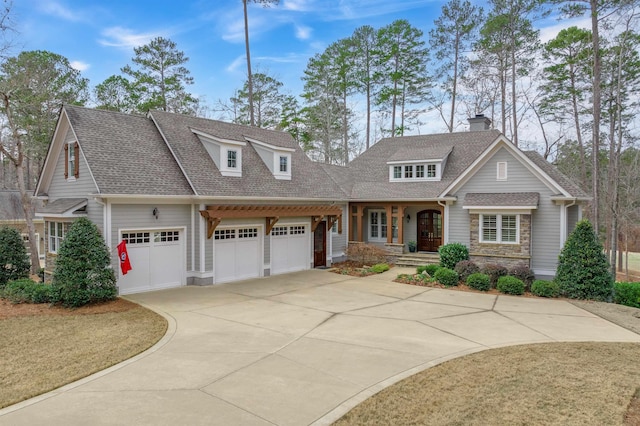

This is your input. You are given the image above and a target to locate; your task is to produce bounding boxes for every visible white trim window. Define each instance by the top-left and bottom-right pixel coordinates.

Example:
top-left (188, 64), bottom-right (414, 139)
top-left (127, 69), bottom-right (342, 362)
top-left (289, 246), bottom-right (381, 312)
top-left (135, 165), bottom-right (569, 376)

top-left (497, 162), bottom-right (507, 180)
top-left (388, 162), bottom-right (442, 182)
top-left (227, 150), bottom-right (238, 168)
top-left (279, 155), bottom-right (288, 173)
top-left (369, 210), bottom-right (388, 241)
top-left (48, 222), bottom-right (65, 253)
top-left (480, 214), bottom-right (519, 243)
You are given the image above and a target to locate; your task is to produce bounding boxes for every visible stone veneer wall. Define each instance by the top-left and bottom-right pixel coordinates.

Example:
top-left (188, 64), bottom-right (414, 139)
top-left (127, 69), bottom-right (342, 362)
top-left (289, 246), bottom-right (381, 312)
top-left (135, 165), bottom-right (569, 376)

top-left (469, 214), bottom-right (531, 270)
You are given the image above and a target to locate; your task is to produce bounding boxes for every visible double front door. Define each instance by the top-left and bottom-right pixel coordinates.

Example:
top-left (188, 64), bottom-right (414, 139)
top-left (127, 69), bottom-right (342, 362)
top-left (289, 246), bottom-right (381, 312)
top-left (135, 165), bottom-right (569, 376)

top-left (417, 210), bottom-right (442, 252)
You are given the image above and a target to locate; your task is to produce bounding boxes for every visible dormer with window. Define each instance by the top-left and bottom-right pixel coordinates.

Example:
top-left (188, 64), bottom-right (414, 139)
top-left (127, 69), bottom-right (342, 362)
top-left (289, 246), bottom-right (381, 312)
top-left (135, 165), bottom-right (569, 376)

top-left (192, 129), bottom-right (245, 177)
top-left (245, 136), bottom-right (294, 180)
top-left (387, 146), bottom-right (452, 183)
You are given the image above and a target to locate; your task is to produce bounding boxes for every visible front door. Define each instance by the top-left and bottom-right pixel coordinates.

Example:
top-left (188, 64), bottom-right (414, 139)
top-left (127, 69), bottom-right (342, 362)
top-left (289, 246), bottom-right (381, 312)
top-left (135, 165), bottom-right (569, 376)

top-left (417, 210), bottom-right (442, 252)
top-left (313, 221), bottom-right (326, 267)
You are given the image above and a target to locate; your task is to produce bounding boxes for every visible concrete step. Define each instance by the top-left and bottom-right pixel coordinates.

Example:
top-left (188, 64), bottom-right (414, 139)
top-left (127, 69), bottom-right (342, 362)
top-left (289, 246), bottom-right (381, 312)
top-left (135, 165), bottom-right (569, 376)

top-left (395, 253), bottom-right (440, 268)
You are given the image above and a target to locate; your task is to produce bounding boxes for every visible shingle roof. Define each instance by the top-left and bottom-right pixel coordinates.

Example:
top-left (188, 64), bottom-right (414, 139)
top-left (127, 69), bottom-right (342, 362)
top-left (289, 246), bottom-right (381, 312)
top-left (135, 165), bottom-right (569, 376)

top-left (388, 145), bottom-right (453, 162)
top-left (523, 151), bottom-right (590, 198)
top-left (149, 110), bottom-right (346, 199)
top-left (65, 105), bottom-right (194, 196)
top-left (464, 192), bottom-right (540, 207)
top-left (37, 198), bottom-right (87, 214)
top-left (346, 130), bottom-right (502, 200)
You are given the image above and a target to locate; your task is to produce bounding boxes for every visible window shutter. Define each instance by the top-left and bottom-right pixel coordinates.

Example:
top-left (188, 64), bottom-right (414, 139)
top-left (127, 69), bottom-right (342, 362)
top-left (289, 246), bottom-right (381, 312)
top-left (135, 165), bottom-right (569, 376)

top-left (64, 144), bottom-right (69, 179)
top-left (74, 142), bottom-right (80, 178)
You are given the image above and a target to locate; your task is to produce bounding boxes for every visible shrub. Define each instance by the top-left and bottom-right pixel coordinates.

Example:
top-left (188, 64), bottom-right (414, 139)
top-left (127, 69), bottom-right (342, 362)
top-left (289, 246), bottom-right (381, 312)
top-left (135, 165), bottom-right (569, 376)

top-left (613, 282), bottom-right (640, 308)
top-left (51, 218), bottom-right (117, 308)
top-left (466, 273), bottom-right (491, 291)
top-left (438, 243), bottom-right (469, 270)
top-left (455, 260), bottom-right (480, 282)
top-left (531, 280), bottom-right (559, 298)
top-left (345, 243), bottom-right (389, 265)
top-left (509, 265), bottom-right (535, 290)
top-left (424, 264), bottom-right (441, 276)
top-left (497, 276), bottom-right (525, 295)
top-left (3, 279), bottom-right (52, 304)
top-left (369, 263), bottom-right (390, 274)
top-left (482, 264), bottom-right (508, 288)
top-left (0, 226), bottom-right (31, 288)
top-left (555, 220), bottom-right (613, 301)
top-left (434, 267), bottom-right (460, 287)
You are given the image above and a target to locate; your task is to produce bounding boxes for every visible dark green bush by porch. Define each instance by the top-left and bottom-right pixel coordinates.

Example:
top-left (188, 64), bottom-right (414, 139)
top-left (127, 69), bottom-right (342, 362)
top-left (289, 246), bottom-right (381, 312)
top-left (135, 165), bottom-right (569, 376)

top-left (466, 273), bottom-right (491, 291)
top-left (2, 279), bottom-right (52, 304)
top-left (0, 226), bottom-right (31, 288)
top-left (434, 267), bottom-right (459, 287)
top-left (555, 219), bottom-right (613, 301)
top-left (417, 264), bottom-right (441, 276)
top-left (455, 260), bottom-right (479, 282)
top-left (438, 243), bottom-right (469, 270)
top-left (51, 217), bottom-right (117, 308)
top-left (613, 282), bottom-right (640, 308)
top-left (497, 276), bottom-right (525, 295)
top-left (531, 280), bottom-right (559, 298)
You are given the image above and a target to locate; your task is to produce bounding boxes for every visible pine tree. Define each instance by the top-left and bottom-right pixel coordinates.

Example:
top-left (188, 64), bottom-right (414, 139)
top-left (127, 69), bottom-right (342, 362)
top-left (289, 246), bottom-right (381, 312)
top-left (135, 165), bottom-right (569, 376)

top-left (555, 219), bottom-right (613, 301)
top-left (0, 226), bottom-right (30, 287)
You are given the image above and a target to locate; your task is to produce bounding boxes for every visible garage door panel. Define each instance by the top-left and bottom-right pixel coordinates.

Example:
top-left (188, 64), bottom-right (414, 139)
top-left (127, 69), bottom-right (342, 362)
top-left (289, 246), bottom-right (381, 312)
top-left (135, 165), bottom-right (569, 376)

top-left (214, 227), bottom-right (261, 284)
top-left (271, 225), bottom-right (309, 275)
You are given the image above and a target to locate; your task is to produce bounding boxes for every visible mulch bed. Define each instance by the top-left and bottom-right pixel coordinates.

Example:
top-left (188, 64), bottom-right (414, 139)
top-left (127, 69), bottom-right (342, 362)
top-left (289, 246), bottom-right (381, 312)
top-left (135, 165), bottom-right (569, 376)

top-left (0, 298), bottom-right (138, 319)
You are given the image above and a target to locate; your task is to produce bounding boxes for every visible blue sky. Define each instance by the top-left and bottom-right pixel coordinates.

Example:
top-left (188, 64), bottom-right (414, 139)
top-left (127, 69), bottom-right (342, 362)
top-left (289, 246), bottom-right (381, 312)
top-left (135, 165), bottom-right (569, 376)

top-left (14, 0), bottom-right (587, 137)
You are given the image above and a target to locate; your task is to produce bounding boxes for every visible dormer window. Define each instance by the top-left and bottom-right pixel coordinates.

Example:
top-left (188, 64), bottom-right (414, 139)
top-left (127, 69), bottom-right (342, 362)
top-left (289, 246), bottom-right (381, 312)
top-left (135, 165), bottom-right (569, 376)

top-left (227, 150), bottom-right (238, 168)
top-left (245, 137), bottom-right (294, 180)
top-left (388, 162), bottom-right (443, 182)
top-left (191, 129), bottom-right (245, 177)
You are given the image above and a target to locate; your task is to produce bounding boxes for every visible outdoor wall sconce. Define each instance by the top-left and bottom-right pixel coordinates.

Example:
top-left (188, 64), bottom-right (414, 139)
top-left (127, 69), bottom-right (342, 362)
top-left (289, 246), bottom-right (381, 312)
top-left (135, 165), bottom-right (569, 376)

top-left (406, 214), bottom-right (411, 222)
top-left (152, 207), bottom-right (159, 220)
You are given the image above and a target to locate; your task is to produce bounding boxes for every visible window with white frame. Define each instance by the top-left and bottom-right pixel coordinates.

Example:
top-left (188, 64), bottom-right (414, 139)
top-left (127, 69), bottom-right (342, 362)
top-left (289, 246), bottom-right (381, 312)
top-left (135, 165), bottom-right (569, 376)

top-left (227, 150), bottom-right (238, 168)
top-left (415, 164), bottom-right (424, 178)
top-left (497, 162), bottom-right (507, 180)
top-left (480, 214), bottom-right (519, 243)
top-left (427, 164), bottom-right (437, 178)
top-left (404, 165), bottom-right (413, 178)
top-left (48, 222), bottom-right (65, 253)
top-left (279, 155), bottom-right (288, 172)
top-left (393, 166), bottom-right (402, 179)
top-left (369, 210), bottom-right (396, 241)
top-left (389, 163), bottom-right (441, 181)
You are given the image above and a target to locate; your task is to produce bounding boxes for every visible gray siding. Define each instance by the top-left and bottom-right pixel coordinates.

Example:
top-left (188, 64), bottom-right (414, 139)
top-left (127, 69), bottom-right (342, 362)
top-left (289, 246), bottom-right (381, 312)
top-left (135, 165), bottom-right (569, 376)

top-left (451, 147), bottom-right (562, 274)
top-left (110, 203), bottom-right (192, 271)
top-left (46, 127), bottom-right (103, 233)
top-left (331, 204), bottom-right (348, 257)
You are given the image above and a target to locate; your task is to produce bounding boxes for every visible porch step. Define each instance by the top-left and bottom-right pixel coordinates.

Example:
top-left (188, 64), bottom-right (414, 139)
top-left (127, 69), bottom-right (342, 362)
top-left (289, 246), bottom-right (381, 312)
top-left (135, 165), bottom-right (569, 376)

top-left (395, 252), bottom-right (440, 268)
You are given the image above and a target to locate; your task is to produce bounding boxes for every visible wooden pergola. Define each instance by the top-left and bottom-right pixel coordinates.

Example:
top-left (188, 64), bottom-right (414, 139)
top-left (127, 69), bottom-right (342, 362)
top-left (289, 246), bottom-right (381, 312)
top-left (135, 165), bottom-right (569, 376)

top-left (200, 204), bottom-right (343, 239)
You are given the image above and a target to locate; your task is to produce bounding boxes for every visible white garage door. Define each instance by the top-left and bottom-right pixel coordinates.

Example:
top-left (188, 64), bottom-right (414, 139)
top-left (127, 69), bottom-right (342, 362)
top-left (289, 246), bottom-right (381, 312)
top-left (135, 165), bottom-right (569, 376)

top-left (214, 227), bottom-right (261, 283)
top-left (271, 225), bottom-right (310, 275)
top-left (117, 230), bottom-right (184, 295)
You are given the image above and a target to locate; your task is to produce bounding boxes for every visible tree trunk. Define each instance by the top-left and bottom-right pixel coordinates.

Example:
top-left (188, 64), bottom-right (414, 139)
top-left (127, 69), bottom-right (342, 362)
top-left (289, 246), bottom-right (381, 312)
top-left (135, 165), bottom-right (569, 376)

top-left (449, 32), bottom-right (460, 133)
top-left (569, 64), bottom-right (588, 190)
top-left (510, 48), bottom-right (518, 147)
top-left (15, 160), bottom-right (40, 276)
top-left (243, 0), bottom-right (255, 126)
top-left (590, 0), bottom-right (601, 236)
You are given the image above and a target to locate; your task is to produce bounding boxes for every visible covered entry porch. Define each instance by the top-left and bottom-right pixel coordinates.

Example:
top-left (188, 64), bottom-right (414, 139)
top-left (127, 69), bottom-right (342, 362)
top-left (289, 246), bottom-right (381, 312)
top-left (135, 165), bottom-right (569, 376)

top-left (348, 202), bottom-right (447, 254)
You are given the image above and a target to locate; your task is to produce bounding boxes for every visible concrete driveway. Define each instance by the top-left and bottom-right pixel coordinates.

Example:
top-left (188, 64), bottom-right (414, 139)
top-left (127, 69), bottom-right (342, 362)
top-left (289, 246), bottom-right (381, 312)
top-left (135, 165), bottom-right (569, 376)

top-left (2, 268), bottom-right (639, 425)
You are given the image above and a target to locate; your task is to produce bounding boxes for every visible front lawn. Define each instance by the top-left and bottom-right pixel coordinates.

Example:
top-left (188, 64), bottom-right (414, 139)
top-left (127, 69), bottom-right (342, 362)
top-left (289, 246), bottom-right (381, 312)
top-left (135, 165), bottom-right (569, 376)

top-left (0, 298), bottom-right (167, 409)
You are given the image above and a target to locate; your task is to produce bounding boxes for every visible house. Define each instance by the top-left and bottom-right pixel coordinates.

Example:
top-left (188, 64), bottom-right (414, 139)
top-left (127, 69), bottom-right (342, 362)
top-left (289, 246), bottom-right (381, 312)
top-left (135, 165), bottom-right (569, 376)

top-left (0, 190), bottom-right (45, 265)
top-left (34, 106), bottom-right (587, 294)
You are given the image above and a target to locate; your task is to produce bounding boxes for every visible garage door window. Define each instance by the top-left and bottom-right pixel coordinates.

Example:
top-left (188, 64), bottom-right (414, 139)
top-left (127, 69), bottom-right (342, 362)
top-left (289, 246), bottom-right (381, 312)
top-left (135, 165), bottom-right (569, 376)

top-left (239, 228), bottom-right (258, 238)
top-left (215, 229), bottom-right (235, 240)
top-left (122, 232), bottom-right (150, 244)
top-left (272, 226), bottom-right (287, 236)
top-left (154, 231), bottom-right (179, 242)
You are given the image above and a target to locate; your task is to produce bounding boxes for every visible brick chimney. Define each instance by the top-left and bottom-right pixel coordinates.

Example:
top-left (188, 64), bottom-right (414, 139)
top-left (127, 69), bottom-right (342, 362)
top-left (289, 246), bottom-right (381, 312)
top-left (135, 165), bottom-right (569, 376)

top-left (468, 114), bottom-right (491, 131)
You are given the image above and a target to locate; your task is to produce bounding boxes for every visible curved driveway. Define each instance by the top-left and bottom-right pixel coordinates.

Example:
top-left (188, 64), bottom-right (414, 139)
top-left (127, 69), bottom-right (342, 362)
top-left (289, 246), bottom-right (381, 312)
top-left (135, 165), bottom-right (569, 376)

top-left (2, 268), bottom-right (639, 425)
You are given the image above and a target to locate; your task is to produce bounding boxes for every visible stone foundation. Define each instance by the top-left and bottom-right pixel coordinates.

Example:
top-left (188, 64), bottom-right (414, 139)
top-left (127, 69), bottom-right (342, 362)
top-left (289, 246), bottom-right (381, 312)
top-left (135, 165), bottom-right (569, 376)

top-left (384, 243), bottom-right (404, 255)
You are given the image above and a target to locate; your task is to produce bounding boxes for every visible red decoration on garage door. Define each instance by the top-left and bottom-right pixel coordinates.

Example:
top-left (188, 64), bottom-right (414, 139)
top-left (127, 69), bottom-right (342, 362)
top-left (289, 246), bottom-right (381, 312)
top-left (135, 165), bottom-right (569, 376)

top-left (117, 240), bottom-right (133, 275)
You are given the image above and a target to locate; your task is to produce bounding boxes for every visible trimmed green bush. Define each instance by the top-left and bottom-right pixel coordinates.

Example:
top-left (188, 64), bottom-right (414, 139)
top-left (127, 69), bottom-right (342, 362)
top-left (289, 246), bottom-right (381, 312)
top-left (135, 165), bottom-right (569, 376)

top-left (0, 226), bottom-right (31, 288)
top-left (51, 218), bottom-right (117, 308)
top-left (455, 260), bottom-right (480, 282)
top-left (482, 263), bottom-right (508, 288)
top-left (466, 273), bottom-right (491, 291)
top-left (531, 280), bottom-right (559, 298)
top-left (438, 243), bottom-right (469, 270)
top-left (369, 263), bottom-right (390, 273)
top-left (3, 279), bottom-right (52, 304)
top-left (613, 282), bottom-right (640, 308)
top-left (555, 220), bottom-right (613, 301)
top-left (434, 267), bottom-right (460, 287)
top-left (509, 265), bottom-right (535, 290)
top-left (497, 275), bottom-right (525, 295)
top-left (424, 264), bottom-right (442, 276)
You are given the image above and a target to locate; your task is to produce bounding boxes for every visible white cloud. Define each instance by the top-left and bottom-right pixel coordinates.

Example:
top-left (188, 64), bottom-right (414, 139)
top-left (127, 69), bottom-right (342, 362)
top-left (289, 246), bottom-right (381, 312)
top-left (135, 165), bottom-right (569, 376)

top-left (98, 27), bottom-right (161, 49)
top-left (70, 60), bottom-right (90, 71)
top-left (282, 0), bottom-right (313, 11)
top-left (295, 24), bottom-right (312, 40)
top-left (39, 1), bottom-right (84, 22)
top-left (226, 55), bottom-right (246, 73)
top-left (539, 17), bottom-right (591, 43)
